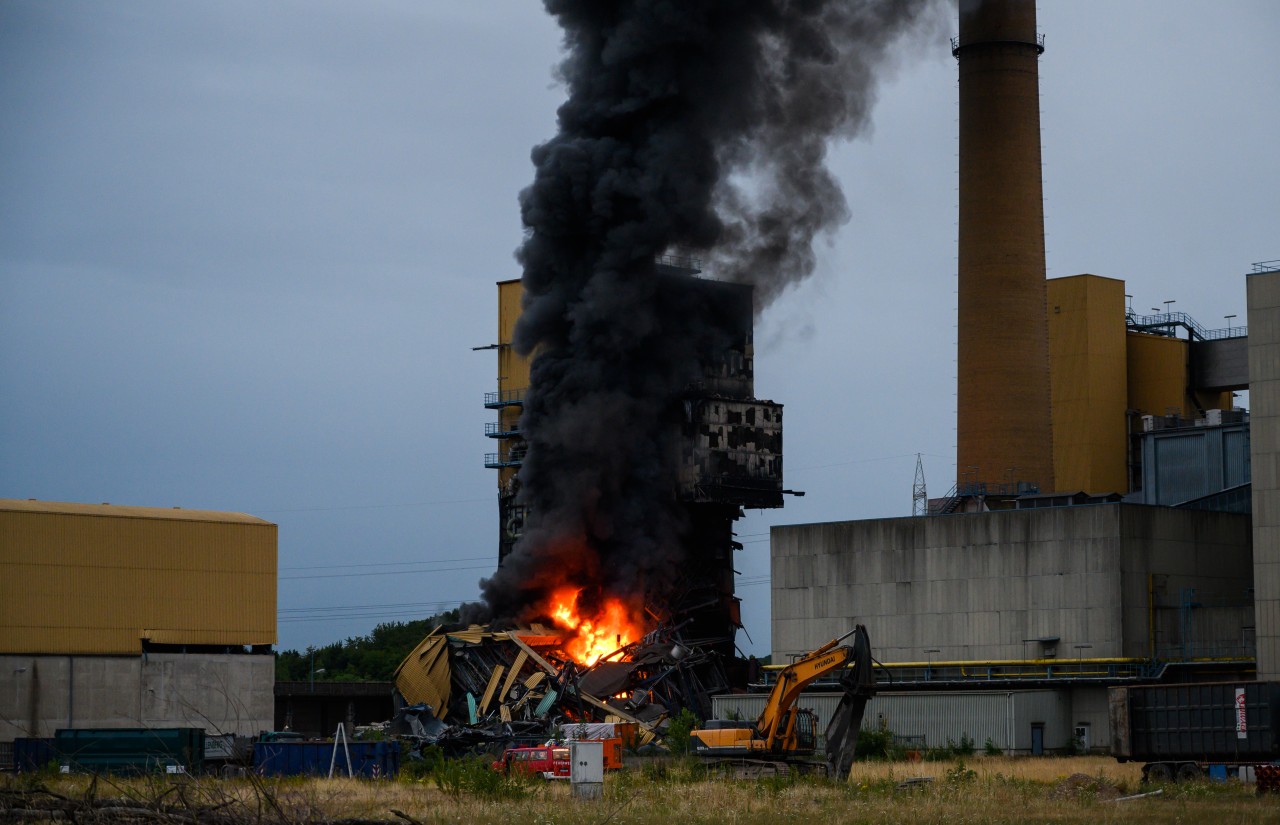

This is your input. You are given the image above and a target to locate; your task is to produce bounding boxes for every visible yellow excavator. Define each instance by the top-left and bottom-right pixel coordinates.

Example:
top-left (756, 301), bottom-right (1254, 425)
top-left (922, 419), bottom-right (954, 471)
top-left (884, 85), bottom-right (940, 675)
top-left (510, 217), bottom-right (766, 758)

top-left (688, 626), bottom-right (874, 777)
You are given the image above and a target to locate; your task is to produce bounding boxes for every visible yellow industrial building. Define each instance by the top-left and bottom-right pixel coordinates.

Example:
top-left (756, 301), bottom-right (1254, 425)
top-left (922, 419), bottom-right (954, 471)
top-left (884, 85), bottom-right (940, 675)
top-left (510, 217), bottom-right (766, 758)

top-left (0, 499), bottom-right (277, 744)
top-left (1047, 274), bottom-right (1235, 495)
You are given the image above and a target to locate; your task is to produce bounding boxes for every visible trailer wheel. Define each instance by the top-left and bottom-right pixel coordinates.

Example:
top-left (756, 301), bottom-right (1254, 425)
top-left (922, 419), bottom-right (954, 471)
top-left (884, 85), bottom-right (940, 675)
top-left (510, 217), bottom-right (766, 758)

top-left (1145, 763), bottom-right (1173, 783)
top-left (1176, 763), bottom-right (1202, 782)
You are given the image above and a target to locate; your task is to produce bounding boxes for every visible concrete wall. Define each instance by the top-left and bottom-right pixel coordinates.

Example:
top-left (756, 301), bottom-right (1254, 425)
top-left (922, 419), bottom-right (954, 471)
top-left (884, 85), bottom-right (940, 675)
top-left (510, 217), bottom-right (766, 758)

top-left (0, 653), bottom-right (274, 742)
top-left (1248, 268), bottom-right (1280, 680)
top-left (772, 504), bottom-right (1252, 664)
top-left (1191, 336), bottom-right (1249, 394)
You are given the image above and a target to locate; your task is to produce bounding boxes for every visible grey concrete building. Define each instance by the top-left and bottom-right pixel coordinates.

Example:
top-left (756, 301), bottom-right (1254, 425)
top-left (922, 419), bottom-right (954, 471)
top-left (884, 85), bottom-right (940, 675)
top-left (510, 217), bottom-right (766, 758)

top-left (1249, 266), bottom-right (1280, 680)
top-left (1, 653), bottom-right (274, 741)
top-left (771, 505), bottom-right (1253, 665)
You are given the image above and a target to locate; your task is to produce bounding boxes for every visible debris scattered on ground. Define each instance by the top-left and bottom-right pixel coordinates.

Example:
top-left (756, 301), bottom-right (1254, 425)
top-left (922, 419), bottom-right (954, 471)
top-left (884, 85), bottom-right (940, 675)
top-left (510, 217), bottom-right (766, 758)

top-left (1111, 788), bottom-right (1164, 802)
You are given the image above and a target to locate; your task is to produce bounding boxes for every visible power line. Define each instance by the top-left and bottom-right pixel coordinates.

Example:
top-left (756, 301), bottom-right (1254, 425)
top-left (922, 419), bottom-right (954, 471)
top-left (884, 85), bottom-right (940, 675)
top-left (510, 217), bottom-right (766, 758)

top-left (787, 451), bottom-right (951, 473)
top-left (278, 599), bottom-right (470, 624)
top-left (279, 604), bottom-right (467, 624)
top-left (280, 555), bottom-right (491, 571)
top-left (252, 497), bottom-right (492, 515)
top-left (280, 563), bottom-right (494, 581)
top-left (278, 600), bottom-right (461, 614)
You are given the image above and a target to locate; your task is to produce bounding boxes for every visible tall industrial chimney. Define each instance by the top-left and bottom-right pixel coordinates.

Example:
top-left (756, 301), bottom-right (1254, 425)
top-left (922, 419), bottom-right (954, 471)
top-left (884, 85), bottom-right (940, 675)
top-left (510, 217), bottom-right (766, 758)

top-left (954, 0), bottom-right (1054, 494)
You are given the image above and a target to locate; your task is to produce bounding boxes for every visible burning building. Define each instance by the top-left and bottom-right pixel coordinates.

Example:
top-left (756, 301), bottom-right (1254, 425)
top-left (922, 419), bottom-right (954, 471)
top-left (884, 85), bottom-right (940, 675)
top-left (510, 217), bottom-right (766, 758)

top-left (463, 0), bottom-right (946, 690)
top-left (483, 259), bottom-right (784, 658)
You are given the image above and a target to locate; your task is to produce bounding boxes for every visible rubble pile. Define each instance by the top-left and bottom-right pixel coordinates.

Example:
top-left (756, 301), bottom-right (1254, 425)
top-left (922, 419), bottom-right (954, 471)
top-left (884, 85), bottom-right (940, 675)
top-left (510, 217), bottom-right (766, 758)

top-left (390, 622), bottom-right (736, 757)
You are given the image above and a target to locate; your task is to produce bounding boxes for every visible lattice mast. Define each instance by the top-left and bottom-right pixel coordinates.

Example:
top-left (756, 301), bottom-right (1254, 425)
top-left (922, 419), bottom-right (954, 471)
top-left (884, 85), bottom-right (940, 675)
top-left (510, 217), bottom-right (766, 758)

top-left (913, 453), bottom-right (928, 516)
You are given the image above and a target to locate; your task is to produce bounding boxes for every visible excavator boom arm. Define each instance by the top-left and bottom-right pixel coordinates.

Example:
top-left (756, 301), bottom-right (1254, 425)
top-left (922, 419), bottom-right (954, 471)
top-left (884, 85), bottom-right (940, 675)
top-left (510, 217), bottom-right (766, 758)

top-left (756, 641), bottom-right (855, 745)
top-left (688, 625), bottom-right (873, 773)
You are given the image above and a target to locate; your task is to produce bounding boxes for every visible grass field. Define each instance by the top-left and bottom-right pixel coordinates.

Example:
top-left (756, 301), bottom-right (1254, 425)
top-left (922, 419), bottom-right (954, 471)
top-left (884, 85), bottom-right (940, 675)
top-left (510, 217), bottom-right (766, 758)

top-left (4, 755), bottom-right (1278, 824)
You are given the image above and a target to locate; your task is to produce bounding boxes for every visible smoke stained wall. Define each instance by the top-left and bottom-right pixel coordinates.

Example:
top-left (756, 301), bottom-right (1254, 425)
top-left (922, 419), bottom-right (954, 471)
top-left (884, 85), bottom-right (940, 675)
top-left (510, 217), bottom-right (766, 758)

top-left (477, 0), bottom-right (951, 626)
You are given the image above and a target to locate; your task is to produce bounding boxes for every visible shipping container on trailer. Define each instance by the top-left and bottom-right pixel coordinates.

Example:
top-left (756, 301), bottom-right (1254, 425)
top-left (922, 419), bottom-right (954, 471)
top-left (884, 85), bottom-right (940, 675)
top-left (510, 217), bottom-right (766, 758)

top-left (1110, 682), bottom-right (1280, 783)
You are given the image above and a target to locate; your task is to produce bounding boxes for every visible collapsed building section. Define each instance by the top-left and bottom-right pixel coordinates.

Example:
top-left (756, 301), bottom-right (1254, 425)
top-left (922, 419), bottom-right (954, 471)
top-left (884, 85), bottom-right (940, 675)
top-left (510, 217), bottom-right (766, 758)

top-left (391, 621), bottom-right (732, 755)
top-left (483, 262), bottom-right (785, 657)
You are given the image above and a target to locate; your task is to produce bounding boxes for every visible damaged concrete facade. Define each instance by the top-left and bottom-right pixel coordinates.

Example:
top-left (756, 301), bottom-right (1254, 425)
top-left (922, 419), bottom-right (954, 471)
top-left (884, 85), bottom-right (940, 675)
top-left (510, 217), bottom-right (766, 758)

top-left (681, 398), bottom-right (783, 508)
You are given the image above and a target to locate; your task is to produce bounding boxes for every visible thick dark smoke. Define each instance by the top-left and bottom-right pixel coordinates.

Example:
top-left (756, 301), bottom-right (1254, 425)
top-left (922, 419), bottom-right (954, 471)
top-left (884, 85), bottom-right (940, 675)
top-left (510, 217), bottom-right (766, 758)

top-left (474, 0), bottom-right (948, 625)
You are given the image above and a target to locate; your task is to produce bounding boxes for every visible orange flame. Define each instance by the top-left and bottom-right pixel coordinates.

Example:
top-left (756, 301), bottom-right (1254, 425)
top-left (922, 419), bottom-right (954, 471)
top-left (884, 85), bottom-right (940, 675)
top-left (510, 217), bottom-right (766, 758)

top-left (547, 586), bottom-right (642, 666)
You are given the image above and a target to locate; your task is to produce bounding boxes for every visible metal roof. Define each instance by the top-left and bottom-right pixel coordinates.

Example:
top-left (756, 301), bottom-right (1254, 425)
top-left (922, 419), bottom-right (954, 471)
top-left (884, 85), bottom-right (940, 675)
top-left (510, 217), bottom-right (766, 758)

top-left (0, 498), bottom-right (272, 525)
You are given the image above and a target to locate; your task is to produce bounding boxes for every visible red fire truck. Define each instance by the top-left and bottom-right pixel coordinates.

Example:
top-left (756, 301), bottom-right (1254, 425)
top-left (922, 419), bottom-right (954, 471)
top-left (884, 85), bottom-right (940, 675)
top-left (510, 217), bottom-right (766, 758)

top-left (491, 745), bottom-right (571, 779)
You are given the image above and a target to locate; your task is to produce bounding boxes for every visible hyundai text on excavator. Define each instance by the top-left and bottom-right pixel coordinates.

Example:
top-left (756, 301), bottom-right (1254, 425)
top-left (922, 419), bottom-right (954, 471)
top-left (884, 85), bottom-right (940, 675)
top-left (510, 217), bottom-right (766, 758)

top-left (688, 625), bottom-right (875, 777)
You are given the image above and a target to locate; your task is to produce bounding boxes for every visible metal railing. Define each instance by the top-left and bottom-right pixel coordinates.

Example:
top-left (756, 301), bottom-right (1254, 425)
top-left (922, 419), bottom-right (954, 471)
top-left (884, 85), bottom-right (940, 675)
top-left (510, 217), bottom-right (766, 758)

top-left (758, 656), bottom-right (1161, 688)
top-left (930, 483), bottom-right (961, 516)
top-left (655, 253), bottom-right (703, 273)
top-left (951, 32), bottom-right (1045, 57)
top-left (483, 388), bottom-right (526, 408)
top-left (484, 421), bottom-right (521, 437)
top-left (1252, 259), bottom-right (1280, 274)
top-left (927, 480), bottom-right (1039, 515)
top-left (1126, 309), bottom-right (1245, 341)
top-left (484, 448), bottom-right (526, 469)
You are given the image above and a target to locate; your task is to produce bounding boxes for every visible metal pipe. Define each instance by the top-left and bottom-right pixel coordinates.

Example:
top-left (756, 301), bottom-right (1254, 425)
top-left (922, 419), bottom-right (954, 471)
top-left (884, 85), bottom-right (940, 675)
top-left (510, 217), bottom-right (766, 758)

top-left (1148, 573), bottom-right (1156, 660)
top-left (764, 655), bottom-right (1151, 671)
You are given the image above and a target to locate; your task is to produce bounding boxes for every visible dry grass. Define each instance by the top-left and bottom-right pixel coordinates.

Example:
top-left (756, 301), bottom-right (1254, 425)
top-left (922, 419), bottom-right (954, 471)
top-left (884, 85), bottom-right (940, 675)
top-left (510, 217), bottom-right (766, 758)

top-left (5, 756), bottom-right (1279, 825)
top-left (847, 754), bottom-right (1143, 784)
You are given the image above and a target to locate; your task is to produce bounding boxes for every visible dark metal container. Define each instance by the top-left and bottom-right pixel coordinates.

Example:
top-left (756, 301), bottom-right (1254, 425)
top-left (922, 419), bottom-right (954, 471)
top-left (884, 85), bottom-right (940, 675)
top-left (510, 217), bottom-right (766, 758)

top-left (12, 738), bottom-right (57, 773)
top-left (54, 728), bottom-right (205, 775)
top-left (1110, 682), bottom-right (1280, 762)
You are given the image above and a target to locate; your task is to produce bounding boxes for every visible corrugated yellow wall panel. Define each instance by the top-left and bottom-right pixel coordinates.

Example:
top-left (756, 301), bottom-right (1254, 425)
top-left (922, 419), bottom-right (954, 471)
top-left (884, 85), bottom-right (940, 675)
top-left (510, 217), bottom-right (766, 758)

top-left (394, 632), bottom-right (452, 719)
top-left (0, 502), bottom-right (276, 654)
top-left (1048, 275), bottom-right (1129, 493)
top-left (497, 280), bottom-right (530, 395)
top-left (1126, 332), bottom-right (1189, 418)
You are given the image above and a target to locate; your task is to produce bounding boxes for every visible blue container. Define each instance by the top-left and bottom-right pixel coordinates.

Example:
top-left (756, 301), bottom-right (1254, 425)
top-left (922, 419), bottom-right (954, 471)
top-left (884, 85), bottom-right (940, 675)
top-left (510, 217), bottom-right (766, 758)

top-left (13, 738), bottom-right (57, 773)
top-left (252, 740), bottom-right (399, 778)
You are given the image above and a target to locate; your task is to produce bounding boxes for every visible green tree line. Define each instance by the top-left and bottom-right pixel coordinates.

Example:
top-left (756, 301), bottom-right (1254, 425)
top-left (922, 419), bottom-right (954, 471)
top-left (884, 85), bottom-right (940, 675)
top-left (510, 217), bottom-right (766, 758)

top-left (275, 609), bottom-right (460, 682)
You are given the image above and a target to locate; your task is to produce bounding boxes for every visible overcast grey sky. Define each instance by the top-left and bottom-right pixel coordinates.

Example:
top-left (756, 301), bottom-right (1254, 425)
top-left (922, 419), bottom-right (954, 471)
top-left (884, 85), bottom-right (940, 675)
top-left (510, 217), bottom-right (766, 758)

top-left (2, 2), bottom-right (1276, 656)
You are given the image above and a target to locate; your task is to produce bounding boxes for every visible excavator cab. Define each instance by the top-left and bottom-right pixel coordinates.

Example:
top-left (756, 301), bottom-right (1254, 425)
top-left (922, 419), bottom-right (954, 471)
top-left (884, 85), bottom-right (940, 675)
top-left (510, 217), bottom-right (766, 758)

top-left (792, 709), bottom-right (817, 753)
top-left (773, 707), bottom-right (817, 755)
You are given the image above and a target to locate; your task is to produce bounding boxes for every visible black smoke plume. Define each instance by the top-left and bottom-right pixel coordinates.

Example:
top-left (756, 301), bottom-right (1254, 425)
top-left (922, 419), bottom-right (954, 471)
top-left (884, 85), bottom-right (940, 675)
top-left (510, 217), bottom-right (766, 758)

top-left (474, 0), bottom-right (948, 626)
